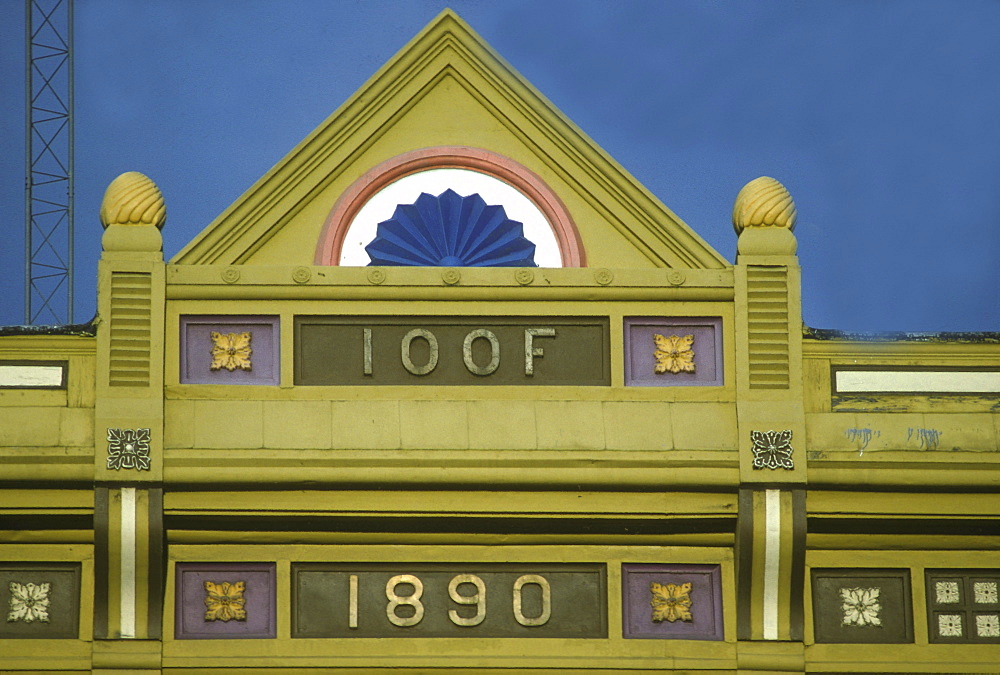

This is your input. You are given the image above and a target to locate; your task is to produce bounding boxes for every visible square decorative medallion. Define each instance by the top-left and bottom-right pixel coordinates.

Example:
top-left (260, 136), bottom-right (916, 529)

top-left (623, 317), bottom-right (723, 387)
top-left (174, 563), bottom-right (276, 639)
top-left (621, 564), bottom-right (724, 640)
top-left (0, 563), bottom-right (81, 639)
top-left (811, 569), bottom-right (913, 643)
top-left (925, 569), bottom-right (1000, 643)
top-left (179, 315), bottom-right (279, 385)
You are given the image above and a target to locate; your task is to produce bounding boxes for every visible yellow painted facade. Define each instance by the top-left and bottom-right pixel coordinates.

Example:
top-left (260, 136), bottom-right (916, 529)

top-left (2, 11), bottom-right (998, 672)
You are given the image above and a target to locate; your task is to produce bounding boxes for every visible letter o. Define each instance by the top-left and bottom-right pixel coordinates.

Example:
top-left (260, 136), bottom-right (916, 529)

top-left (463, 329), bottom-right (500, 376)
top-left (401, 329), bottom-right (439, 375)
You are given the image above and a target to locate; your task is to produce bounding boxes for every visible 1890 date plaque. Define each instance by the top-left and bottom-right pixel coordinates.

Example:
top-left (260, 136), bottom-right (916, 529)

top-left (294, 316), bottom-right (610, 386)
top-left (292, 563), bottom-right (607, 638)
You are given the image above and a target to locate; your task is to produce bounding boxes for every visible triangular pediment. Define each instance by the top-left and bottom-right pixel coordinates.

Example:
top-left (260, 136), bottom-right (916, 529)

top-left (171, 10), bottom-right (728, 270)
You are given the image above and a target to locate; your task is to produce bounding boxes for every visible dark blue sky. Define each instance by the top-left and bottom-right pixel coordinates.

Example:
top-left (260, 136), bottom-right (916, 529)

top-left (2, 0), bottom-right (998, 331)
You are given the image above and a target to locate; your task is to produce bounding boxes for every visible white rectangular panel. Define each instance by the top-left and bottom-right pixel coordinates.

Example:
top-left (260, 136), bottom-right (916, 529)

top-left (0, 364), bottom-right (64, 387)
top-left (835, 370), bottom-right (1000, 393)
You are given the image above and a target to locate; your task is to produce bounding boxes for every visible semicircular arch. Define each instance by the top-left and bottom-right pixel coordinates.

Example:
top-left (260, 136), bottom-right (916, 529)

top-left (314, 146), bottom-right (586, 267)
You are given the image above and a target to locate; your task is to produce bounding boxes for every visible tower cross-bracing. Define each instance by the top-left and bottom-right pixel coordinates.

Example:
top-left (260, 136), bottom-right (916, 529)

top-left (25, 0), bottom-right (74, 324)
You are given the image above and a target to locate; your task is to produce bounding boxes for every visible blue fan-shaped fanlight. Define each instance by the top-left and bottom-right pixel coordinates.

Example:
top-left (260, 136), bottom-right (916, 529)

top-left (365, 189), bottom-right (537, 267)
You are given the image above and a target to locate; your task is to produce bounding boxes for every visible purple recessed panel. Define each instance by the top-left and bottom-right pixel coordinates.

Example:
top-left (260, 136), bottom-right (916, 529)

top-left (180, 315), bottom-right (279, 385)
top-left (624, 317), bottom-right (723, 387)
top-left (174, 562), bottom-right (276, 639)
top-left (622, 563), bottom-right (724, 640)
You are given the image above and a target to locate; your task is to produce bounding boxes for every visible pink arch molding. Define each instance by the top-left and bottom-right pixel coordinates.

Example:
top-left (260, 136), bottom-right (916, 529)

top-left (314, 146), bottom-right (586, 267)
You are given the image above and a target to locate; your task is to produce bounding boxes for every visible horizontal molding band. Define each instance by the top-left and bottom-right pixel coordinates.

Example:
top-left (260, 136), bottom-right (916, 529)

top-left (167, 265), bottom-right (733, 285)
top-left (164, 513), bottom-right (737, 536)
top-left (165, 285), bottom-right (734, 302)
top-left (808, 464), bottom-right (1000, 488)
top-left (166, 530), bottom-right (733, 547)
top-left (807, 516), bottom-right (1000, 537)
top-left (162, 463), bottom-right (739, 489)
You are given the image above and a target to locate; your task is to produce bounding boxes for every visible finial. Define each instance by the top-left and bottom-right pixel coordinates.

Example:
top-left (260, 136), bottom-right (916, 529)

top-left (100, 172), bottom-right (166, 229)
top-left (732, 176), bottom-right (796, 235)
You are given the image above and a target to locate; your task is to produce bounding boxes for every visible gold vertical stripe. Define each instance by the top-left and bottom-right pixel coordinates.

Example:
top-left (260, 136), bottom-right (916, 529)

top-left (762, 489), bottom-right (781, 640)
top-left (119, 487), bottom-right (136, 638)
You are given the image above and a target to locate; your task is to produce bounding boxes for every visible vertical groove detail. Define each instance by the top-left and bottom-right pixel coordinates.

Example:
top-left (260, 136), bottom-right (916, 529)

top-left (736, 488), bottom-right (754, 640)
top-left (147, 488), bottom-right (165, 640)
top-left (747, 266), bottom-right (789, 389)
top-left (109, 272), bottom-right (151, 386)
top-left (789, 489), bottom-right (807, 641)
top-left (94, 487), bottom-right (109, 639)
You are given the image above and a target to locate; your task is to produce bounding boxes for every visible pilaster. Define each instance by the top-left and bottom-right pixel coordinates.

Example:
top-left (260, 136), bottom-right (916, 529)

top-left (731, 178), bottom-right (808, 663)
top-left (91, 173), bottom-right (167, 665)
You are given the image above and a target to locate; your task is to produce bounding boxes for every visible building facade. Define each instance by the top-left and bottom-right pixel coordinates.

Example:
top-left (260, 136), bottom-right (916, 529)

top-left (2, 11), bottom-right (998, 673)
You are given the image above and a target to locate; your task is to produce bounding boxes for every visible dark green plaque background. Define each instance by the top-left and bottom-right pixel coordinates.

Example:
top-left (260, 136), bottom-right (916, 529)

top-left (811, 568), bottom-right (913, 643)
top-left (294, 316), bottom-right (610, 386)
top-left (292, 563), bottom-right (607, 638)
top-left (0, 563), bottom-right (81, 639)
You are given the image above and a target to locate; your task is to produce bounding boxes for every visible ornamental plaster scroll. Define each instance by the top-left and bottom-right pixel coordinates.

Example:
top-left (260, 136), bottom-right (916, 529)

top-left (840, 587), bottom-right (881, 627)
top-left (649, 581), bottom-right (693, 623)
top-left (210, 331), bottom-right (252, 371)
top-left (106, 428), bottom-right (151, 471)
top-left (974, 581), bottom-right (998, 604)
top-left (7, 582), bottom-right (50, 623)
top-left (750, 430), bottom-right (794, 470)
top-left (937, 613), bottom-right (962, 636)
top-left (935, 581), bottom-right (960, 604)
top-left (653, 334), bottom-right (694, 374)
top-left (977, 614), bottom-right (1000, 637)
top-left (204, 581), bottom-right (247, 622)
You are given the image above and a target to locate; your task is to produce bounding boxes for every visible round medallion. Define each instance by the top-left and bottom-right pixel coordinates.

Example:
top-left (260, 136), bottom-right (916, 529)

top-left (514, 268), bottom-right (535, 285)
top-left (221, 267), bottom-right (240, 284)
top-left (594, 269), bottom-right (614, 286)
top-left (367, 268), bottom-right (386, 285)
top-left (667, 270), bottom-right (686, 286)
top-left (442, 268), bottom-right (462, 285)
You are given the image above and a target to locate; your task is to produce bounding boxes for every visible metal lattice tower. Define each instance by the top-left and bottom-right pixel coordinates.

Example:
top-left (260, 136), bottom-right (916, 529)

top-left (25, 0), bottom-right (74, 325)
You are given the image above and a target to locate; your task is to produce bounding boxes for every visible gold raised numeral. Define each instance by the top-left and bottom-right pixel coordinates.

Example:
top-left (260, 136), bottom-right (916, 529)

top-left (448, 574), bottom-right (487, 626)
top-left (513, 574), bottom-right (551, 626)
top-left (348, 574), bottom-right (359, 628)
top-left (386, 574), bottom-right (424, 627)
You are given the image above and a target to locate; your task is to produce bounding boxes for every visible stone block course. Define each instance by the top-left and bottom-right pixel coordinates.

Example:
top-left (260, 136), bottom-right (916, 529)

top-left (603, 401), bottom-right (673, 451)
top-left (535, 401), bottom-right (605, 450)
top-left (193, 400), bottom-right (263, 448)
